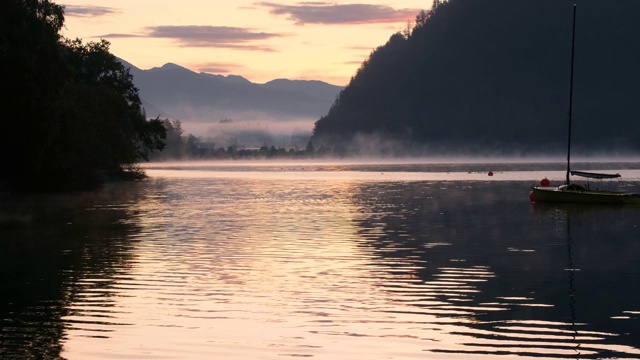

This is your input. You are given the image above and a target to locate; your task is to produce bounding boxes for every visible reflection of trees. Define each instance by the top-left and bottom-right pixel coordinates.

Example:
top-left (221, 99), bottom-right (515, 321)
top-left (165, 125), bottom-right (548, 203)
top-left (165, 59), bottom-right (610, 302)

top-left (350, 181), bottom-right (640, 358)
top-left (0, 182), bottom-right (148, 358)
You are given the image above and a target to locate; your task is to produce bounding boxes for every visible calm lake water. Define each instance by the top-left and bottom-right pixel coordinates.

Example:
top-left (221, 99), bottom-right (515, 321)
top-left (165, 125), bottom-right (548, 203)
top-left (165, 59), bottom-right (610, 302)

top-left (2, 160), bottom-right (640, 359)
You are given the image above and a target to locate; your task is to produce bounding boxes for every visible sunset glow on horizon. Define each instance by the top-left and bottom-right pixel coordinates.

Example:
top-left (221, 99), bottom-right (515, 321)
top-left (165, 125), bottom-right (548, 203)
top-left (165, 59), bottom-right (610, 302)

top-left (60, 1), bottom-right (432, 85)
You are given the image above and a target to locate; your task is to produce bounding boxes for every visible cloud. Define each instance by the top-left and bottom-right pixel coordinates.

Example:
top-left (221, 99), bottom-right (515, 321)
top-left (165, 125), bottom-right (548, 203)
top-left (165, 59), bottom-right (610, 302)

top-left (193, 62), bottom-right (242, 74)
top-left (100, 33), bottom-right (138, 38)
top-left (255, 2), bottom-right (420, 25)
top-left (101, 26), bottom-right (282, 50)
top-left (197, 65), bottom-right (233, 74)
top-left (348, 45), bottom-right (377, 51)
top-left (64, 5), bottom-right (119, 17)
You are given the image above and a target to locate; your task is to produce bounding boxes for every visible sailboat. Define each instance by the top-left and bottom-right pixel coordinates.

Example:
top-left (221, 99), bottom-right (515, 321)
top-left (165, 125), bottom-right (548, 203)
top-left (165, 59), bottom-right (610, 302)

top-left (530, 4), bottom-right (640, 205)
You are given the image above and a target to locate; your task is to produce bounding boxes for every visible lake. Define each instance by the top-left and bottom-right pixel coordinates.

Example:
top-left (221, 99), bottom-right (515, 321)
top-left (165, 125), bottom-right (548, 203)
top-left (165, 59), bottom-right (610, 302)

top-left (2, 160), bottom-right (640, 359)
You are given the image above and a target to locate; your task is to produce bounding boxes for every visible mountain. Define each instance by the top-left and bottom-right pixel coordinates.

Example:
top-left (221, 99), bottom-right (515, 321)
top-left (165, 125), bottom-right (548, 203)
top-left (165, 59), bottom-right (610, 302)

top-left (118, 59), bottom-right (343, 126)
top-left (311, 0), bottom-right (640, 155)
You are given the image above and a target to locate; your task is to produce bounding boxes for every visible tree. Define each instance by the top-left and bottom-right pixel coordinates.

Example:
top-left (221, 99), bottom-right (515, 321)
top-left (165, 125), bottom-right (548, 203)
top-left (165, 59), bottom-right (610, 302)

top-left (0, 0), bottom-right (166, 191)
top-left (153, 118), bottom-right (186, 159)
top-left (186, 134), bottom-right (201, 157)
top-left (415, 10), bottom-right (429, 28)
top-left (1, 0), bottom-right (67, 186)
top-left (305, 140), bottom-right (315, 154)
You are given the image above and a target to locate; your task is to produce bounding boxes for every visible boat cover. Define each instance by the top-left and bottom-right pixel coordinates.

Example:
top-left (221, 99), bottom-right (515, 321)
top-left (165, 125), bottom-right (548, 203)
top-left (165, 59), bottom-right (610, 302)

top-left (570, 170), bottom-right (621, 179)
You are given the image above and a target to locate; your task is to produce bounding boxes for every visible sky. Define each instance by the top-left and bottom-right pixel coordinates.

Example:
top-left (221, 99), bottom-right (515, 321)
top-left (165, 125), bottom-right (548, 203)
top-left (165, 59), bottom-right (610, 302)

top-left (60, 1), bottom-right (433, 86)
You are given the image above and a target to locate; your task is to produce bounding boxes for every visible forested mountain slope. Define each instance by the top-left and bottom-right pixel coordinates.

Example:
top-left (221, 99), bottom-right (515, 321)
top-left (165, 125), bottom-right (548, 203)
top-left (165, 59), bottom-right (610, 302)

top-left (312, 0), bottom-right (640, 155)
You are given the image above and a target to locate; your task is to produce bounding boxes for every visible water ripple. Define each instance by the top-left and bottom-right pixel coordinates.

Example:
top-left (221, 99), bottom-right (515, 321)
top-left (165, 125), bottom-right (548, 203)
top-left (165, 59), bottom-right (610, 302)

top-left (2, 166), bottom-right (640, 359)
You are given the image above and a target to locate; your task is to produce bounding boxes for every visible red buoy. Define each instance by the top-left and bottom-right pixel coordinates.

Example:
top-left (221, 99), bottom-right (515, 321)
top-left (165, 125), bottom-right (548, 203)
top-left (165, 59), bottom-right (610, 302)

top-left (540, 178), bottom-right (550, 187)
top-left (488, 171), bottom-right (493, 176)
top-left (529, 191), bottom-right (537, 203)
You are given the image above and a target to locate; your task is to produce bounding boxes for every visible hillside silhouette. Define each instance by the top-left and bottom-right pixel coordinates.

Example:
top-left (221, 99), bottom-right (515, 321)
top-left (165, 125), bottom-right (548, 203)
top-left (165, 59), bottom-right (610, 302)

top-left (311, 0), bottom-right (640, 156)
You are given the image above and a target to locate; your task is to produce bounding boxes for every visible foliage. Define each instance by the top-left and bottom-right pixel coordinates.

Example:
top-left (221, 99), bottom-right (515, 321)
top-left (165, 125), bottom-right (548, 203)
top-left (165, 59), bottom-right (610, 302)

top-left (148, 125), bottom-right (321, 160)
top-left (0, 0), bottom-right (166, 191)
top-left (151, 119), bottom-right (187, 160)
top-left (312, 0), bottom-right (640, 155)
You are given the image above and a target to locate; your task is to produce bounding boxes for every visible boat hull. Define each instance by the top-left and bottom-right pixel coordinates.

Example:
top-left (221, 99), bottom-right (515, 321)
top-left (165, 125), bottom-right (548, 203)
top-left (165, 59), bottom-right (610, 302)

top-left (531, 186), bottom-right (640, 204)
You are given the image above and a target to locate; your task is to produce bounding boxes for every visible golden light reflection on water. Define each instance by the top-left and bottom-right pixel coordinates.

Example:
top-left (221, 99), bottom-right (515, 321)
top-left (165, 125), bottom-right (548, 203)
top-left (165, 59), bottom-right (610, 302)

top-left (64, 177), bottom-right (415, 359)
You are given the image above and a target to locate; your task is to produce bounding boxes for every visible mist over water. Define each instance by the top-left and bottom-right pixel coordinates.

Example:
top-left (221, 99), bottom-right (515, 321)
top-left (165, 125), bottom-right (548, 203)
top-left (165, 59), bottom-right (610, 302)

top-left (176, 120), bottom-right (313, 150)
top-left (142, 158), bottom-right (640, 183)
top-left (176, 117), bottom-right (315, 149)
top-left (2, 160), bottom-right (640, 359)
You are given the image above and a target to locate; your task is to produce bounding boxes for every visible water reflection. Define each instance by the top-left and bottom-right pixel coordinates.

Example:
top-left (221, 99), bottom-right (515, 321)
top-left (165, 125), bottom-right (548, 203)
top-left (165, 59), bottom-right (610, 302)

top-left (350, 182), bottom-right (640, 358)
top-left (0, 183), bottom-right (146, 358)
top-left (1, 169), bottom-right (639, 359)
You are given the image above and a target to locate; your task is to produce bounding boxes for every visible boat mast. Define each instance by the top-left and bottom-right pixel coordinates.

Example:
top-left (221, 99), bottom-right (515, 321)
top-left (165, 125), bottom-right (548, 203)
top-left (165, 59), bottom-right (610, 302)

top-left (566, 4), bottom-right (577, 185)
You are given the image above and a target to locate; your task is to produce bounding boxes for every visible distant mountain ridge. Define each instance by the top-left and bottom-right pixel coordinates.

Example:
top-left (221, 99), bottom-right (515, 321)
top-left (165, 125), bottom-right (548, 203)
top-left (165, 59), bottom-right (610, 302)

top-left (118, 59), bottom-right (344, 125)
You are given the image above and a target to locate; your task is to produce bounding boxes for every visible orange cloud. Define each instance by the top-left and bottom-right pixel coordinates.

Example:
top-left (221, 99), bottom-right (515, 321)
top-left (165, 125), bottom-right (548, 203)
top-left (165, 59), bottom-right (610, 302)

top-left (101, 26), bottom-right (283, 50)
top-left (255, 2), bottom-right (420, 25)
top-left (64, 5), bottom-right (120, 17)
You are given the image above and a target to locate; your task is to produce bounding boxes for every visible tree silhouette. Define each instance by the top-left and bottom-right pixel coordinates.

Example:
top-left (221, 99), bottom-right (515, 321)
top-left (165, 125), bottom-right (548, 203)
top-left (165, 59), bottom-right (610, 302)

top-left (0, 0), bottom-right (166, 191)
